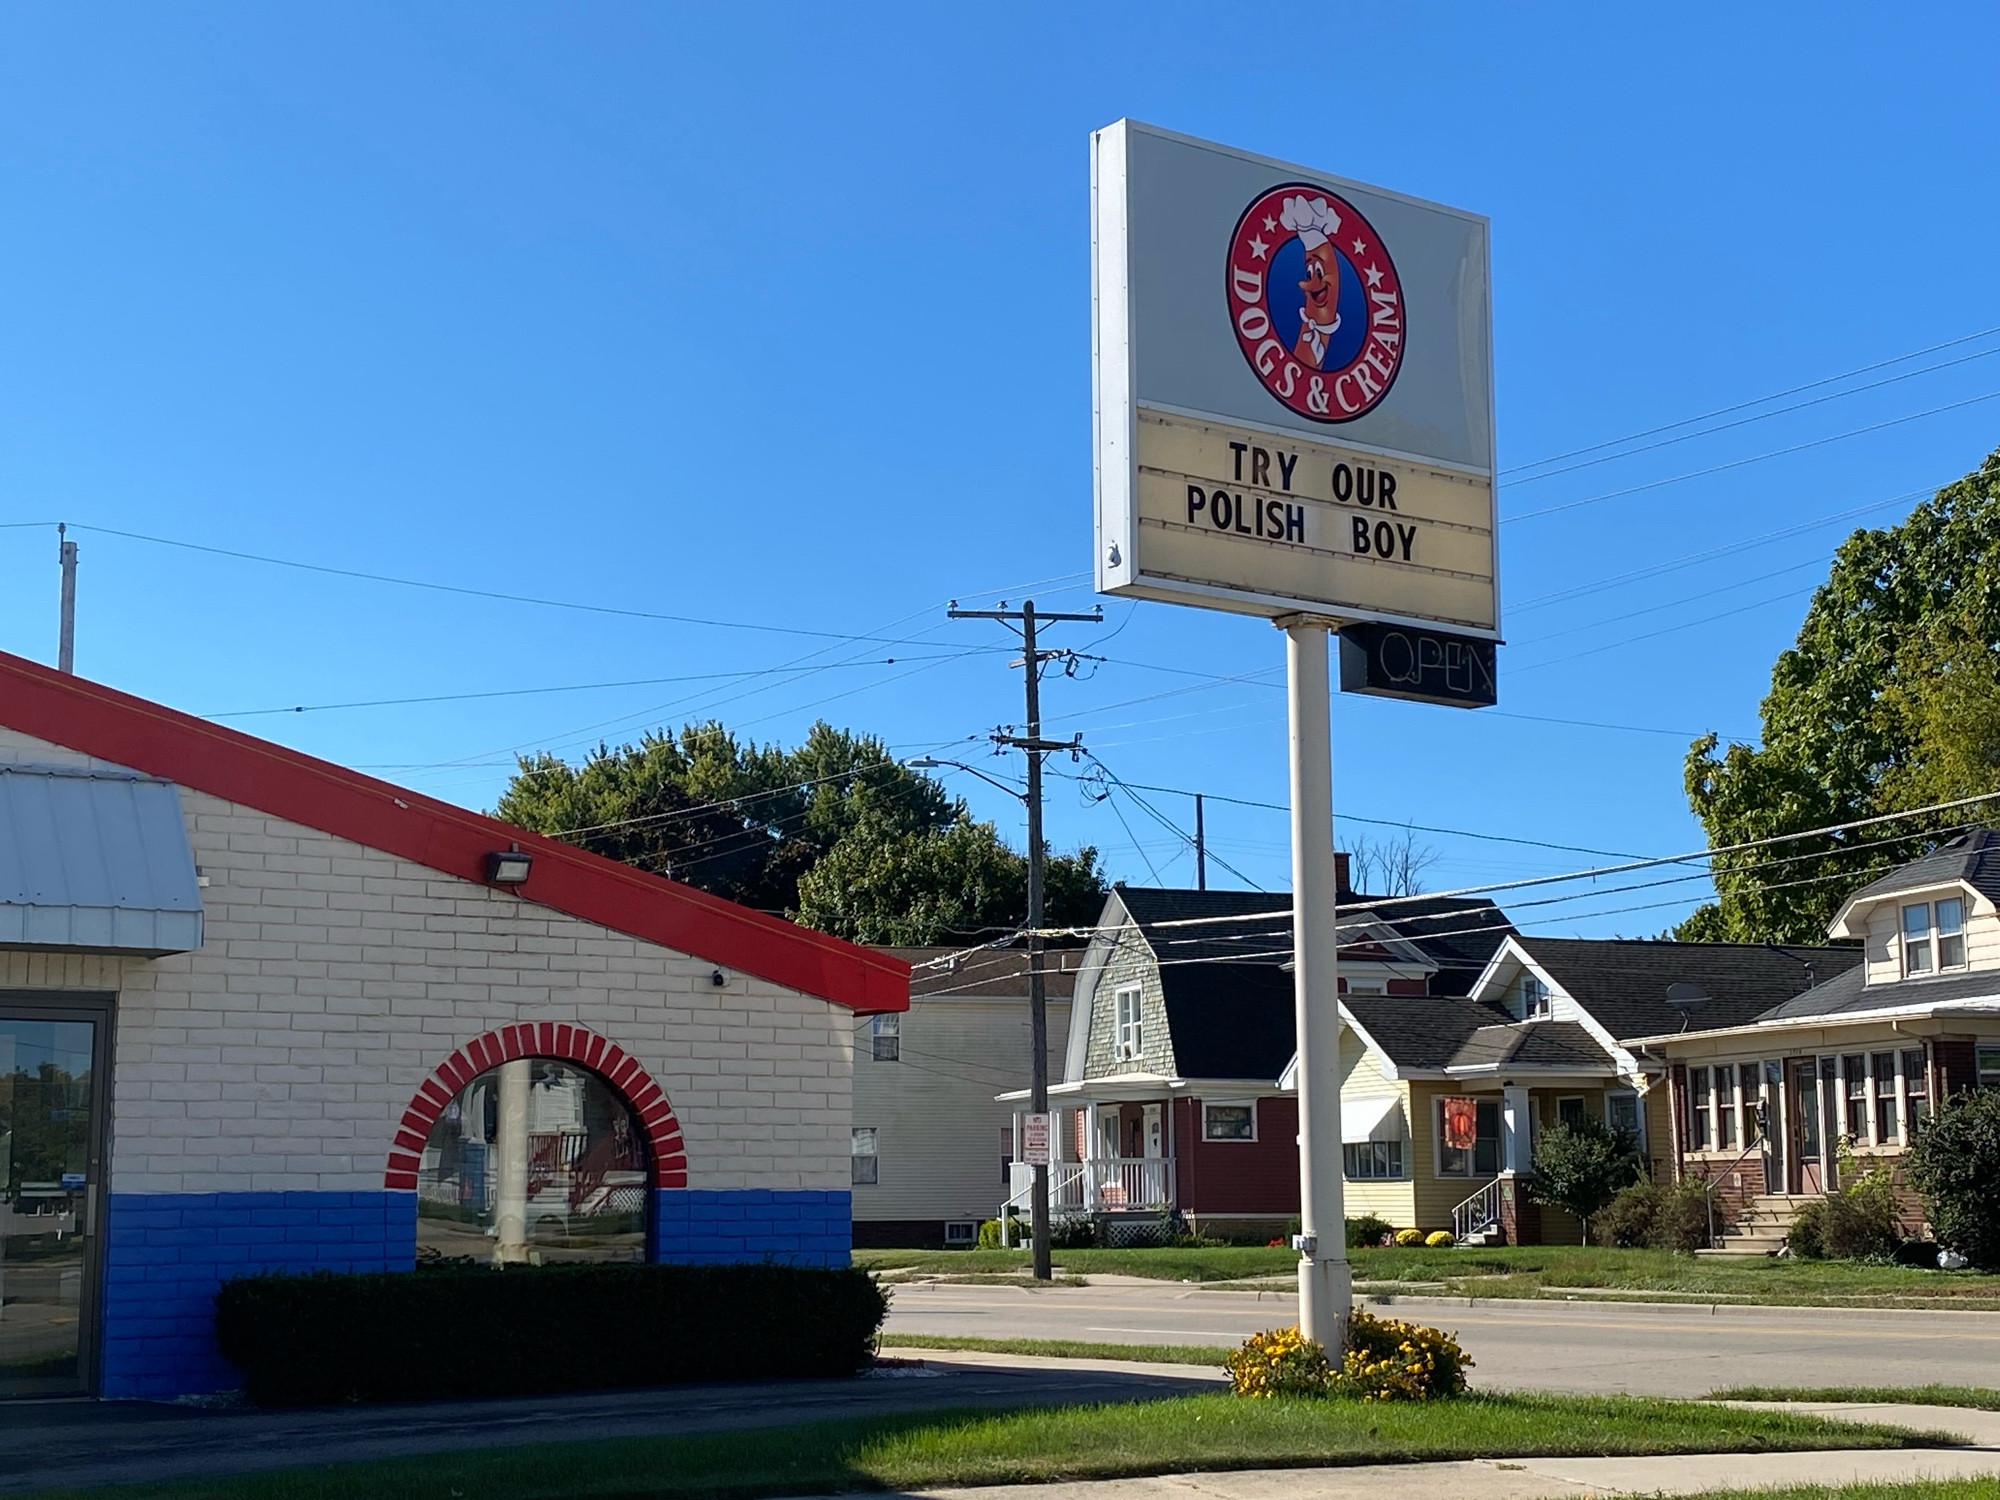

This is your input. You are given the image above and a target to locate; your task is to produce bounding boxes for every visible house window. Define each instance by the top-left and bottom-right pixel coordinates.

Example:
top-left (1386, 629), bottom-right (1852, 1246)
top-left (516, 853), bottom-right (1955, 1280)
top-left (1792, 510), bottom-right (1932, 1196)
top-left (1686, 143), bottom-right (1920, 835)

top-left (1606, 1090), bottom-right (1643, 1146)
top-left (1978, 1047), bottom-right (2000, 1087)
top-left (851, 1127), bottom-right (878, 1185)
top-left (1843, 1055), bottom-right (1868, 1141)
top-left (1203, 1102), bottom-right (1256, 1141)
top-left (1000, 1125), bottom-right (1013, 1185)
top-left (1903, 898), bottom-right (1968, 977)
top-left (1557, 1095), bottom-right (1586, 1129)
top-left (1873, 1052), bottom-right (1900, 1144)
top-left (1716, 1068), bottom-right (1738, 1149)
top-left (1437, 1098), bottom-right (1502, 1177)
top-left (1688, 1067), bottom-right (1712, 1150)
top-left (870, 1014), bottom-right (900, 1062)
top-left (1344, 1140), bottom-right (1406, 1179)
top-left (1521, 974), bottom-right (1552, 1021)
top-left (1114, 986), bottom-right (1143, 1062)
top-left (1904, 1047), bottom-right (1929, 1125)
top-left (1939, 898), bottom-right (1967, 969)
top-left (1735, 1063), bottom-right (1761, 1143)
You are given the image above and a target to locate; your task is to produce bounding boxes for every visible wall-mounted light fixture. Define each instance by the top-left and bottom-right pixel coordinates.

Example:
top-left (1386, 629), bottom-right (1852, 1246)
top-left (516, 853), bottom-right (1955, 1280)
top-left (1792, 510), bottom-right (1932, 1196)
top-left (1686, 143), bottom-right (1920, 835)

top-left (486, 845), bottom-right (534, 885)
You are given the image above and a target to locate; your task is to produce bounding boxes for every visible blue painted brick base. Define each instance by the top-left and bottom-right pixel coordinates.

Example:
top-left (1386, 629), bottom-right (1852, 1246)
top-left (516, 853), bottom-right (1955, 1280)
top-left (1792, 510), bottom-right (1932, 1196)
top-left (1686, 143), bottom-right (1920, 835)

top-left (99, 1187), bottom-right (851, 1399)
top-left (652, 1188), bottom-right (852, 1267)
top-left (100, 1191), bottom-right (416, 1400)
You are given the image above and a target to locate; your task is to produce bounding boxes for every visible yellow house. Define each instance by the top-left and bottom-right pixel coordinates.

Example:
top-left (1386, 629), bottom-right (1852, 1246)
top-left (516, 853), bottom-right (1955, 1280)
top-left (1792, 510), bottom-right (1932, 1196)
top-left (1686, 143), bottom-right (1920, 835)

top-left (1305, 933), bottom-right (1858, 1243)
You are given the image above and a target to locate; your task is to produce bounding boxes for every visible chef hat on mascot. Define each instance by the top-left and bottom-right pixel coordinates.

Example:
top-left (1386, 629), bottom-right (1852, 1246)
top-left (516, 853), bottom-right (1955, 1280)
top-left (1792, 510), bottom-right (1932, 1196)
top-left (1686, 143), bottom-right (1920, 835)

top-left (1280, 194), bottom-right (1341, 253)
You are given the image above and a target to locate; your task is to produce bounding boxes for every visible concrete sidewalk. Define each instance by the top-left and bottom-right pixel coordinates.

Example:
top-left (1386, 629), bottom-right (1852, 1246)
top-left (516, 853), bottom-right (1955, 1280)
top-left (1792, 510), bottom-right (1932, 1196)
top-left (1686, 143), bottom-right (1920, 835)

top-left (875, 1404), bottom-right (2000, 1500)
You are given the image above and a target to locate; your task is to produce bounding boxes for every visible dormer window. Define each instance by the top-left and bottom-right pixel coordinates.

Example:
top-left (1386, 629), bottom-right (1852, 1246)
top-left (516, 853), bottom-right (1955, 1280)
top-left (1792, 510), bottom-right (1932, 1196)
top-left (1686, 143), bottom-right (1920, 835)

top-left (1520, 973), bottom-right (1551, 1021)
top-left (1901, 897), bottom-right (1966, 976)
top-left (1114, 985), bottom-right (1143, 1061)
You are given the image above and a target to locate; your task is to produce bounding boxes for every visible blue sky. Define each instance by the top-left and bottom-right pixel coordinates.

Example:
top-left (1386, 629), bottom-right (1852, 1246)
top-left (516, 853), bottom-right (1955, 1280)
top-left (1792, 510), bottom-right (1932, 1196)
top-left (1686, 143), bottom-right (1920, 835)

top-left (2, 4), bottom-right (1996, 932)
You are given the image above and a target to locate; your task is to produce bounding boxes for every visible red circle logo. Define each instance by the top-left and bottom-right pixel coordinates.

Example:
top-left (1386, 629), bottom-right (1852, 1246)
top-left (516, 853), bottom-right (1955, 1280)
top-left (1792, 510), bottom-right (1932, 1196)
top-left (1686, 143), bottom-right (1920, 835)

top-left (1226, 184), bottom-right (1404, 423)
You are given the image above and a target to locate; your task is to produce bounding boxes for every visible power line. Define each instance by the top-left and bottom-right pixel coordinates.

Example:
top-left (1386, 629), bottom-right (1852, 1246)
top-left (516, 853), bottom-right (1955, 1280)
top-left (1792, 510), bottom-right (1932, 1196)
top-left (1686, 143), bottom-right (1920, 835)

top-left (63, 521), bottom-right (998, 649)
top-left (1049, 765), bottom-right (1643, 862)
top-left (1502, 389), bottom-right (2000, 525)
top-left (1499, 324), bottom-right (2000, 478)
top-left (199, 655), bottom-right (980, 719)
top-left (1035, 788), bottom-right (2000, 940)
top-left (1507, 488), bottom-right (1927, 616)
top-left (1503, 342), bottom-right (2000, 487)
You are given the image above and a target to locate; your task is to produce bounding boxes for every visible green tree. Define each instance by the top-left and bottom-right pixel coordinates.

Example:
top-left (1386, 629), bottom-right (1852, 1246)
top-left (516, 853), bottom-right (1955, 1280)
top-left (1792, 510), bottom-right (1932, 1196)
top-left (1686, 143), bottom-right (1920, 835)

top-left (1905, 1086), bottom-right (2000, 1270)
top-left (497, 720), bottom-right (1104, 943)
top-left (1525, 1115), bottom-right (1643, 1245)
top-left (1680, 447), bottom-right (2000, 942)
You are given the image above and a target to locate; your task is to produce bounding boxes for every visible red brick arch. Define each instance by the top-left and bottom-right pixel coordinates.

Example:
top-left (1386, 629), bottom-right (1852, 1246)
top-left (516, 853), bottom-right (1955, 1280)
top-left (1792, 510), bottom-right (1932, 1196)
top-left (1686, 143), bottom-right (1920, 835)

top-left (384, 1023), bottom-right (688, 1190)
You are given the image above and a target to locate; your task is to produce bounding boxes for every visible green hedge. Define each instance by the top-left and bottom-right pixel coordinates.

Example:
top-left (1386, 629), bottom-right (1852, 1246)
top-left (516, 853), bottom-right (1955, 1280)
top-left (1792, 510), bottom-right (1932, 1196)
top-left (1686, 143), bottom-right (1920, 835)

top-left (216, 1262), bottom-right (886, 1407)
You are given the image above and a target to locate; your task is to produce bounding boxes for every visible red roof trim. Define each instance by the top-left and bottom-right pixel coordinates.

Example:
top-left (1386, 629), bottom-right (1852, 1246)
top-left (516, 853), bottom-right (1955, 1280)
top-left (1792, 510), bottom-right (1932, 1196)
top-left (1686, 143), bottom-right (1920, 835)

top-left (0, 650), bottom-right (906, 1013)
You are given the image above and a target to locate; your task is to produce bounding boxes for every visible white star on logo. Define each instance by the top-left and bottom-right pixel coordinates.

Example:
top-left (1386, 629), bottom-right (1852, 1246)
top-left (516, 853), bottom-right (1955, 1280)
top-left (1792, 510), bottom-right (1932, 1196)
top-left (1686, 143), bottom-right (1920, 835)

top-left (1262, 216), bottom-right (1277, 233)
top-left (1250, 235), bottom-right (1269, 261)
top-left (1352, 238), bottom-right (1367, 257)
top-left (1364, 264), bottom-right (1385, 289)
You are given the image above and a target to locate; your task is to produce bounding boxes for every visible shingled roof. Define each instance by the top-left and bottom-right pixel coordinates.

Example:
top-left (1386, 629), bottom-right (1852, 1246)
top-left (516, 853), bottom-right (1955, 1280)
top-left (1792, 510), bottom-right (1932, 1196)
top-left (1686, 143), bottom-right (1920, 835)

top-left (1837, 829), bottom-right (2000, 914)
top-left (1112, 883), bottom-right (1514, 979)
top-left (1337, 993), bottom-right (1615, 1074)
top-left (1516, 937), bottom-right (1860, 1042)
top-left (1752, 961), bottom-right (2000, 1023)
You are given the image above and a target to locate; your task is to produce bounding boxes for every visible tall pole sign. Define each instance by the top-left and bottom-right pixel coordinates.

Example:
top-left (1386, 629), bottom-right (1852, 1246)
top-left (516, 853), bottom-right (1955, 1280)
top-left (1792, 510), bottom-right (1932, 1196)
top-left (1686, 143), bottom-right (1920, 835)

top-left (1090, 121), bottom-right (1497, 1346)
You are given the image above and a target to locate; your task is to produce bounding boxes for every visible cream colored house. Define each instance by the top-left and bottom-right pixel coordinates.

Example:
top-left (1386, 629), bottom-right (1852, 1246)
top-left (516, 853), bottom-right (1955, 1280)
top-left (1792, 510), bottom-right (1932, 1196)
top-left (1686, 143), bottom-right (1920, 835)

top-left (849, 947), bottom-right (1073, 1247)
top-left (1638, 832), bottom-right (2000, 1250)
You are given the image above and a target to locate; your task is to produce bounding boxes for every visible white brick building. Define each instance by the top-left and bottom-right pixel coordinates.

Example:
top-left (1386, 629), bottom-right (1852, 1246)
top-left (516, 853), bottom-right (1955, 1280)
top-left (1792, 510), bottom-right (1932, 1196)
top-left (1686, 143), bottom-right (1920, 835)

top-left (0, 650), bottom-right (906, 1400)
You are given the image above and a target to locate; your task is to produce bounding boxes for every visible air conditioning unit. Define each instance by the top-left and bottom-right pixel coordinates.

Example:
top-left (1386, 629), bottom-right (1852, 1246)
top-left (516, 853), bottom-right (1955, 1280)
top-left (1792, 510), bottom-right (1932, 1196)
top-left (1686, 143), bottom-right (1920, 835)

top-left (944, 1221), bottom-right (978, 1248)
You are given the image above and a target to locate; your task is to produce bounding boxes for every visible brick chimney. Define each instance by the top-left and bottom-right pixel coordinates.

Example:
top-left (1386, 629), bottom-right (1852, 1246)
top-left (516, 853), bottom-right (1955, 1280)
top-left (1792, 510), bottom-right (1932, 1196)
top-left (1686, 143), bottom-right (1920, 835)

top-left (1334, 850), bottom-right (1353, 897)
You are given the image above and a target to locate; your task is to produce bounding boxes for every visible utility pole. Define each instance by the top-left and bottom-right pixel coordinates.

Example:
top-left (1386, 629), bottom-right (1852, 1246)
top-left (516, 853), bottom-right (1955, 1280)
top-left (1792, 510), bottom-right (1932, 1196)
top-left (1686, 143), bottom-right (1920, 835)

top-left (949, 598), bottom-right (1100, 1282)
top-left (57, 524), bottom-right (78, 675)
top-left (1193, 793), bottom-right (1206, 891)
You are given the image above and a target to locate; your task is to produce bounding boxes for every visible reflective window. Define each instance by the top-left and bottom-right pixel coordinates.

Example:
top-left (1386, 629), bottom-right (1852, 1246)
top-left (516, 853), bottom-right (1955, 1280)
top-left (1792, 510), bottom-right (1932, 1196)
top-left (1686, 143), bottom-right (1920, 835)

top-left (851, 1127), bottom-right (878, 1185)
top-left (416, 1059), bottom-right (649, 1266)
top-left (1343, 1140), bottom-right (1405, 1179)
top-left (870, 1014), bottom-right (900, 1062)
top-left (1938, 898), bottom-right (1967, 970)
top-left (1203, 1103), bottom-right (1255, 1141)
top-left (1, 1018), bottom-right (98, 1396)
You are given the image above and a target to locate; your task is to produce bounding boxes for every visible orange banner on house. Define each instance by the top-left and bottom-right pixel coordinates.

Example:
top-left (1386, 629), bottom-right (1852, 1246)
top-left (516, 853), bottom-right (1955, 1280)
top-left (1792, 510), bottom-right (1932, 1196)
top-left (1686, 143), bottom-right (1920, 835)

top-left (1441, 1095), bottom-right (1479, 1151)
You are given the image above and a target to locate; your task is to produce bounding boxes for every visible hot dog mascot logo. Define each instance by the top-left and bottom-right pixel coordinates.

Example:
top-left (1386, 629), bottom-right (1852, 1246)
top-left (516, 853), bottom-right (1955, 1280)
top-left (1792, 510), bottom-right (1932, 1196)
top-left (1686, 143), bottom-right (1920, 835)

top-left (1226, 183), bottom-right (1404, 423)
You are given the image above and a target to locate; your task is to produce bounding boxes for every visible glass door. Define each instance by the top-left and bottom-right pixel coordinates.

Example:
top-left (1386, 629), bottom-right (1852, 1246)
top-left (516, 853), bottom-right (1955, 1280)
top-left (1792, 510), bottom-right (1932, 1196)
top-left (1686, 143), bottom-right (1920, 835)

top-left (1, 1001), bottom-right (109, 1398)
top-left (1790, 1058), bottom-right (1823, 1196)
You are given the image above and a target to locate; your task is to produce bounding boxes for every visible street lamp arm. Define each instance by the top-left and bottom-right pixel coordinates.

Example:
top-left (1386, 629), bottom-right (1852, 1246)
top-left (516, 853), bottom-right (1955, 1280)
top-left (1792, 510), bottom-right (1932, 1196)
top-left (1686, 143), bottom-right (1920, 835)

top-left (903, 756), bottom-right (1029, 803)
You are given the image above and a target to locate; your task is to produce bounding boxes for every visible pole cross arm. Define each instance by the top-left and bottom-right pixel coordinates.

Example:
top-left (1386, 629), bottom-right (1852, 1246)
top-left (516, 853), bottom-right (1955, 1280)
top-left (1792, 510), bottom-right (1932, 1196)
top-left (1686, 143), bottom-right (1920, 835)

top-left (949, 606), bottom-right (1105, 624)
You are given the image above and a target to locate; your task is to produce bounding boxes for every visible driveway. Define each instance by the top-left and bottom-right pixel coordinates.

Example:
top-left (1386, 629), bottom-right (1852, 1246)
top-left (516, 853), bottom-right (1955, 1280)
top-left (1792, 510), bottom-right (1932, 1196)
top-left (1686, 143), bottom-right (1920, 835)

top-left (884, 1278), bottom-right (2000, 1397)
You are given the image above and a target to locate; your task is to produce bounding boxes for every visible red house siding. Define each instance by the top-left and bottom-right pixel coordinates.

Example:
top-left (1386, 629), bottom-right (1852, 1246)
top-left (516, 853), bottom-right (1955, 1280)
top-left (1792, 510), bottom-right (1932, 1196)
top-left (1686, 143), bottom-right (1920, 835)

top-left (1173, 1096), bottom-right (1300, 1216)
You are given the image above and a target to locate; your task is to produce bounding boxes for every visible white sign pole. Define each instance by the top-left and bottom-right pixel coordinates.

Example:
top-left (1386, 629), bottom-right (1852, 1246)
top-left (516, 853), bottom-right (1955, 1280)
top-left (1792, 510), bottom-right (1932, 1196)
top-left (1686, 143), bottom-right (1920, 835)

top-left (1282, 616), bottom-right (1350, 1345)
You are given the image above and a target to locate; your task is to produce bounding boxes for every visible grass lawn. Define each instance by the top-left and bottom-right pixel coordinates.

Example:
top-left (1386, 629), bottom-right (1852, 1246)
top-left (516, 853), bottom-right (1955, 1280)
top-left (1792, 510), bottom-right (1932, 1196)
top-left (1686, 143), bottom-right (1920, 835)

top-left (1681, 1487), bottom-right (2000, 1499)
top-left (1713, 1386), bottom-right (2000, 1411)
top-left (858, 1244), bottom-right (2000, 1306)
top-left (877, 1333), bottom-right (1230, 1365)
top-left (16, 1393), bottom-right (1953, 1500)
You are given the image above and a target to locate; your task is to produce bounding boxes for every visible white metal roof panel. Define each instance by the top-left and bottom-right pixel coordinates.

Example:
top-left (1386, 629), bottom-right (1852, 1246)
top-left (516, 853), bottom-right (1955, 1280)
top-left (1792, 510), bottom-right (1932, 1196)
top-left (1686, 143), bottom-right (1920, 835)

top-left (0, 763), bottom-right (202, 954)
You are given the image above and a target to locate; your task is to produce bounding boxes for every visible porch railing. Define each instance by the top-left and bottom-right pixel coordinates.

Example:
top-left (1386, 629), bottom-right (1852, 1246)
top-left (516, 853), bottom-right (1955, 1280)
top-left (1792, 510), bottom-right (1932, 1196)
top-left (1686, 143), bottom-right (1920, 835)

top-left (1451, 1178), bottom-right (1503, 1242)
top-left (1003, 1157), bottom-right (1175, 1224)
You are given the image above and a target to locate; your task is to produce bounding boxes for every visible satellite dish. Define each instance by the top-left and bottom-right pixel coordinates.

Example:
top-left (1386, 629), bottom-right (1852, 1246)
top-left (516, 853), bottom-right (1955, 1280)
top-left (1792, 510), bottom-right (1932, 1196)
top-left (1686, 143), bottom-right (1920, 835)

top-left (1665, 982), bottom-right (1710, 1030)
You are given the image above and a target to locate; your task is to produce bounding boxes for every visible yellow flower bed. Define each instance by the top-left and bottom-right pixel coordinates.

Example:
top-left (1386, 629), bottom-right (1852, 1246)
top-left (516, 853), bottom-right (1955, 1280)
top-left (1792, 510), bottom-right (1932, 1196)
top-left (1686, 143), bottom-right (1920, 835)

top-left (1223, 1324), bottom-right (1333, 1398)
top-left (1225, 1311), bottom-right (1471, 1402)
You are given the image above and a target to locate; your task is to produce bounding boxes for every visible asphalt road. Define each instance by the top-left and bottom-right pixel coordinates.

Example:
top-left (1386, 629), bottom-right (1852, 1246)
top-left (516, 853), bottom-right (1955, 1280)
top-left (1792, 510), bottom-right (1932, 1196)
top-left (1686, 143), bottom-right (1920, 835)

top-left (0, 1362), bottom-right (1212, 1494)
top-left (885, 1279), bottom-right (2000, 1397)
